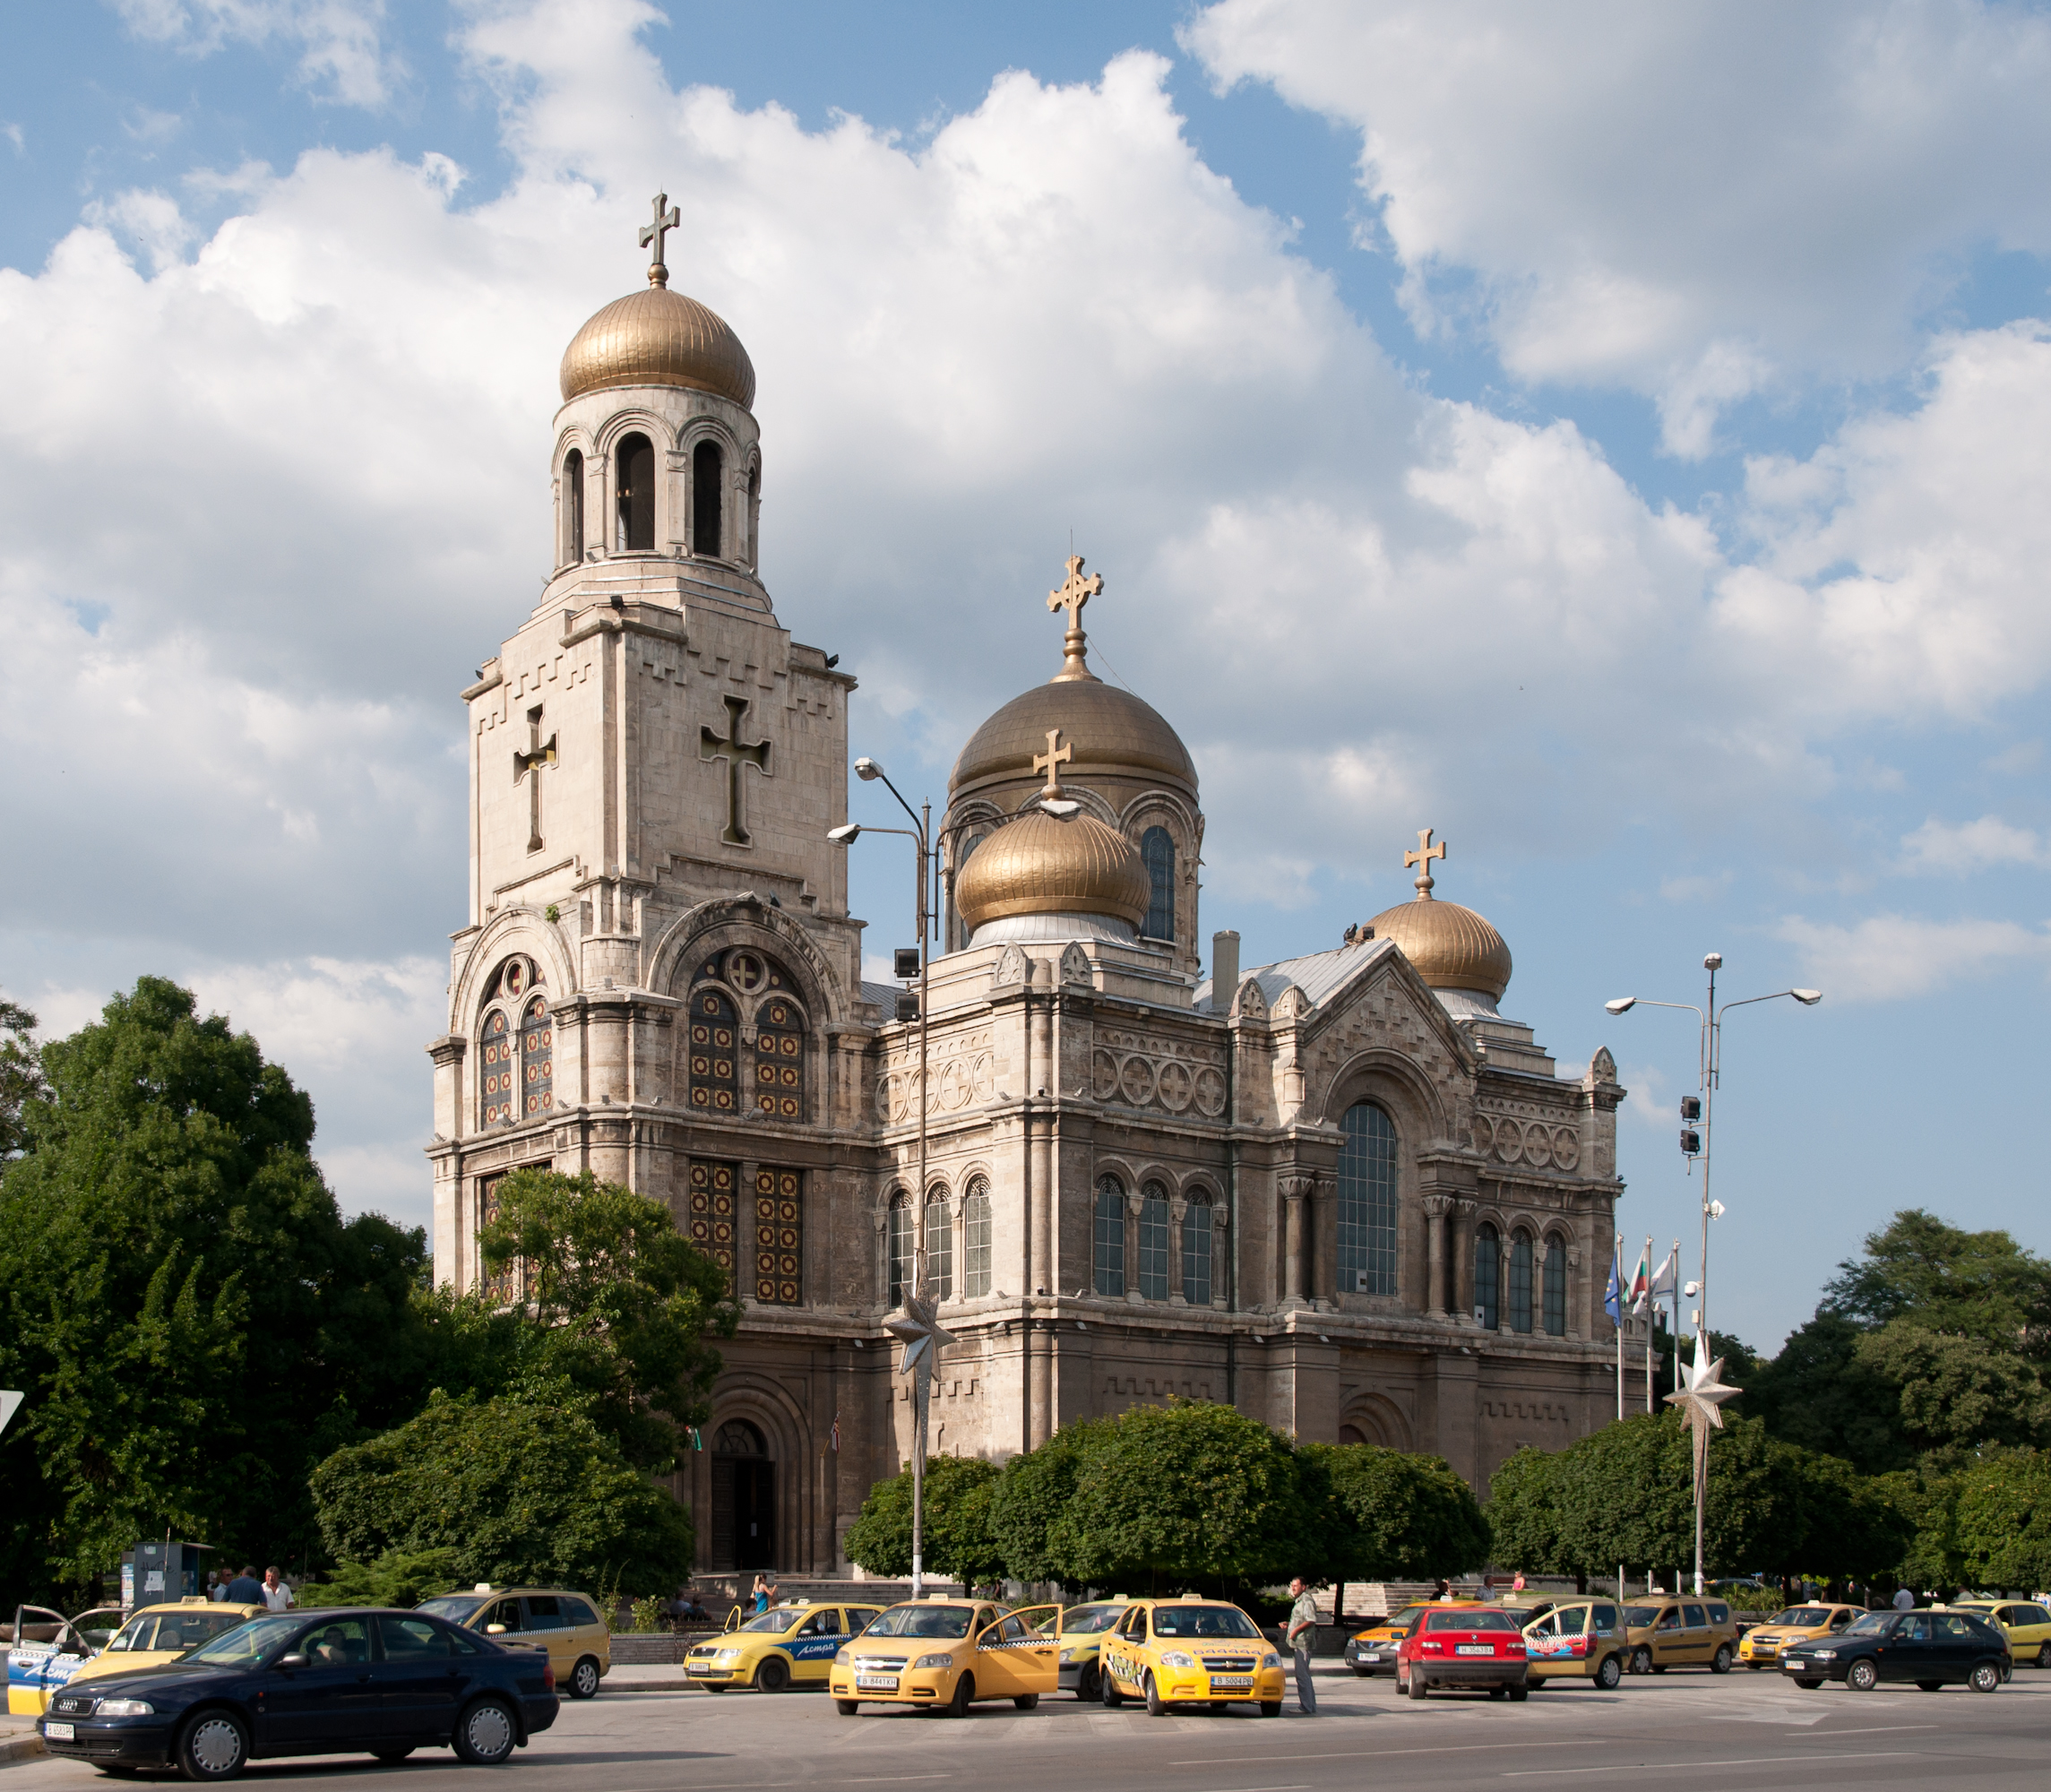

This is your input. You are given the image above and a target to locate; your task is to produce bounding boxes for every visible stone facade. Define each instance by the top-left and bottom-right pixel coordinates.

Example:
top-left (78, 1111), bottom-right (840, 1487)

top-left (428, 270), bottom-right (1642, 1579)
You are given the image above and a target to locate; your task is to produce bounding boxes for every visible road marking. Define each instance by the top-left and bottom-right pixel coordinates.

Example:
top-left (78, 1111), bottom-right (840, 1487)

top-left (1174, 1740), bottom-right (1595, 1765)
top-left (1503, 1751), bottom-right (1916, 1777)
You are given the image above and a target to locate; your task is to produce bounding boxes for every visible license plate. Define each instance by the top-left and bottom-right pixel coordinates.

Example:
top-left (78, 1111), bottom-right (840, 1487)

top-left (856, 1676), bottom-right (899, 1691)
top-left (44, 1723), bottom-right (73, 1742)
top-left (1209, 1676), bottom-right (1254, 1689)
top-left (1455, 1645), bottom-right (1495, 1656)
top-left (686, 1664), bottom-right (712, 1676)
top-left (1782, 1659), bottom-right (1804, 1670)
top-left (1358, 1652), bottom-right (1380, 1662)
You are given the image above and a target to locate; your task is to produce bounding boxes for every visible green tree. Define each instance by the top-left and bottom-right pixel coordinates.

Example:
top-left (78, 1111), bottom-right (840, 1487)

top-left (842, 1456), bottom-right (1004, 1587)
top-left (1952, 1450), bottom-right (2051, 1594)
top-left (0, 978), bottom-right (435, 1599)
top-left (1306, 1442), bottom-right (1490, 1581)
top-left (988, 1421), bottom-right (1101, 1590)
top-left (1823, 1209), bottom-right (2051, 1342)
top-left (1486, 1446), bottom-right (1573, 1580)
top-left (0, 994), bottom-right (46, 1162)
top-left (295, 1548), bottom-right (467, 1608)
top-left (474, 1167), bottom-right (737, 1472)
top-left (309, 1389), bottom-right (694, 1594)
top-left (1745, 1313), bottom-right (1908, 1473)
top-left (1857, 1322), bottom-right (2051, 1456)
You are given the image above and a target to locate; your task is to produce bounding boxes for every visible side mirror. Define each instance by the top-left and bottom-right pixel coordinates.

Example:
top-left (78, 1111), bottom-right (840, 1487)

top-left (485, 1624), bottom-right (507, 1635)
top-left (276, 1653), bottom-right (308, 1671)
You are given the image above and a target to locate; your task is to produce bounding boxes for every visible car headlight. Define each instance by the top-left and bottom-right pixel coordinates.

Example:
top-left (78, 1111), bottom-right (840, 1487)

top-left (1059, 1648), bottom-right (1075, 1662)
top-left (1160, 1651), bottom-right (1195, 1668)
top-left (834, 1649), bottom-right (850, 1666)
top-left (1261, 1654), bottom-right (1281, 1670)
top-left (714, 1649), bottom-right (742, 1663)
top-left (913, 1652), bottom-right (955, 1670)
top-left (93, 1700), bottom-right (155, 1718)
top-left (1814, 1650), bottom-right (1835, 1660)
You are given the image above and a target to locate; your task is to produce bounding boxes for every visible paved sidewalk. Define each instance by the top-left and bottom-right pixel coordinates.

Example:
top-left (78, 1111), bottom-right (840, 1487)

top-left (0, 1717), bottom-right (45, 1767)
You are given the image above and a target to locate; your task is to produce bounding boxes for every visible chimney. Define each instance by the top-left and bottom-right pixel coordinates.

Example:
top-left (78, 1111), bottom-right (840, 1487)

top-left (1211, 930), bottom-right (1240, 1009)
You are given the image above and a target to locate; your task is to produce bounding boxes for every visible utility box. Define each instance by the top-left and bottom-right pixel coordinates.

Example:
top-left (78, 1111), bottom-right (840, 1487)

top-left (130, 1541), bottom-right (203, 1607)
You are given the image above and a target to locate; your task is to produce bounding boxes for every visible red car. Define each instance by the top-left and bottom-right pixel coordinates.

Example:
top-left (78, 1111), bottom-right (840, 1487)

top-left (1395, 1607), bottom-right (1530, 1701)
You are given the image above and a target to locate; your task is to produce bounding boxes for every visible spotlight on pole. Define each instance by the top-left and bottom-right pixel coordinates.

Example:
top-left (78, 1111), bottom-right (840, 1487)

top-left (826, 823), bottom-right (861, 843)
top-left (1792, 988), bottom-right (1823, 1005)
top-left (854, 756), bottom-right (884, 781)
top-left (1605, 996), bottom-right (1636, 1014)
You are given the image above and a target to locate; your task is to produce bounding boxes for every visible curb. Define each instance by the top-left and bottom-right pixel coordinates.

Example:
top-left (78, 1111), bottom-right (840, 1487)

top-left (0, 1733), bottom-right (46, 1767)
top-left (608, 1679), bottom-right (694, 1693)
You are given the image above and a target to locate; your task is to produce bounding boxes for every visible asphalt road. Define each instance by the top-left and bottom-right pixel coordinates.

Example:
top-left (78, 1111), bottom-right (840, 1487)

top-left (11, 1662), bottom-right (2051, 1789)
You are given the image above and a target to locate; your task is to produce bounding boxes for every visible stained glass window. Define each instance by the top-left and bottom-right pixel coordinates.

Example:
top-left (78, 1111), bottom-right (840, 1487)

top-left (478, 1174), bottom-right (521, 1304)
top-left (925, 1190), bottom-right (952, 1301)
top-left (1338, 1102), bottom-right (1400, 1296)
top-left (1094, 1176), bottom-right (1126, 1297)
top-left (754, 1167), bottom-right (801, 1305)
top-left (1142, 827), bottom-right (1175, 942)
top-left (1509, 1230), bottom-right (1535, 1334)
top-left (521, 995), bottom-right (553, 1119)
top-left (1182, 1195), bottom-right (1213, 1306)
top-left (754, 997), bottom-right (805, 1121)
top-left (1475, 1223), bottom-right (1501, 1331)
top-left (689, 988), bottom-right (739, 1113)
top-left (479, 1010), bottom-right (513, 1127)
top-left (1138, 1182), bottom-right (1171, 1299)
top-left (887, 1193), bottom-right (913, 1307)
top-left (686, 1159), bottom-right (739, 1288)
top-left (1543, 1236), bottom-right (1566, 1336)
top-left (962, 1178), bottom-right (992, 1298)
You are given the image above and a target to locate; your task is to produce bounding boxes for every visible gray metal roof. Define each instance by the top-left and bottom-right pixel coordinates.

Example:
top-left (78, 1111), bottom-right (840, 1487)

top-left (1194, 937), bottom-right (1397, 1012)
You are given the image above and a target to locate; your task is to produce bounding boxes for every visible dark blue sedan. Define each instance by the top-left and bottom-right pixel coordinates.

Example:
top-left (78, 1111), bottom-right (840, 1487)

top-left (37, 1607), bottom-right (558, 1779)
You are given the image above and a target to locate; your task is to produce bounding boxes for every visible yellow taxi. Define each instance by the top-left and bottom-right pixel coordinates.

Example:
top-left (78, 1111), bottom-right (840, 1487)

top-left (1098, 1594), bottom-right (1288, 1717)
top-left (1056, 1597), bottom-right (1133, 1700)
top-left (1343, 1600), bottom-right (1483, 1678)
top-left (1521, 1598), bottom-right (1626, 1689)
top-left (682, 1598), bottom-right (886, 1692)
top-left (1736, 1603), bottom-right (1861, 1671)
top-left (7, 1606), bottom-right (125, 1717)
top-left (67, 1600), bottom-right (266, 1689)
top-left (413, 1584), bottom-right (614, 1699)
top-left (1943, 1599), bottom-right (2051, 1670)
top-left (832, 1597), bottom-right (1059, 1717)
top-left (1618, 1598), bottom-right (1740, 1675)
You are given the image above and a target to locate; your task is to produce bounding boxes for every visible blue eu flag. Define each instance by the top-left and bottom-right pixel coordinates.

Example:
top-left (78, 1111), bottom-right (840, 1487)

top-left (1604, 1247), bottom-right (1623, 1327)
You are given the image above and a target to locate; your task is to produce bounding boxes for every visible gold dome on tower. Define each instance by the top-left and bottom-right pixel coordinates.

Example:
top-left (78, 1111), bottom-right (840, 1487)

top-left (1366, 829), bottom-right (1513, 1002)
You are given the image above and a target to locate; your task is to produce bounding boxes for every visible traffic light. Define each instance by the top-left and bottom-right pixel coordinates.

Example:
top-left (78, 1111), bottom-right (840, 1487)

top-left (1679, 1096), bottom-right (1702, 1121)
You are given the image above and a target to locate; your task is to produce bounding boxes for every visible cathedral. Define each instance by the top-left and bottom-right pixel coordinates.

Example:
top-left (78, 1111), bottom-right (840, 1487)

top-left (427, 205), bottom-right (1633, 1578)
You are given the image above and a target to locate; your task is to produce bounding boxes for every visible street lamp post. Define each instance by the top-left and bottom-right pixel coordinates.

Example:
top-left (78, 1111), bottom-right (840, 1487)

top-left (1605, 956), bottom-right (1820, 1593)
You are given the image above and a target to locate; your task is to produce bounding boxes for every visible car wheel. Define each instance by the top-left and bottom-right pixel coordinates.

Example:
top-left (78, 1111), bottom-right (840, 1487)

top-left (1145, 1671), bottom-right (1167, 1717)
top-left (2038, 1643), bottom-right (2051, 1670)
top-left (756, 1657), bottom-right (790, 1694)
top-left (1847, 1659), bottom-right (1879, 1693)
top-left (1407, 1668), bottom-right (1428, 1701)
top-left (944, 1672), bottom-right (974, 1719)
top-left (1077, 1662), bottom-right (1099, 1702)
top-left (1711, 1645), bottom-right (1733, 1675)
top-left (835, 1700), bottom-right (860, 1716)
top-left (1488, 1686), bottom-right (1507, 1701)
top-left (1100, 1666), bottom-right (1124, 1709)
top-left (569, 1656), bottom-right (602, 1700)
top-left (452, 1697), bottom-right (518, 1765)
top-left (1630, 1646), bottom-right (1652, 1676)
top-left (1508, 1683), bottom-right (1530, 1702)
top-left (371, 1749), bottom-right (416, 1764)
top-left (1595, 1654), bottom-right (1623, 1691)
top-left (1970, 1661), bottom-right (2002, 1694)
top-left (177, 1710), bottom-right (248, 1782)
top-left (1794, 1677), bottom-right (1823, 1690)
top-left (1259, 1701), bottom-right (1282, 1718)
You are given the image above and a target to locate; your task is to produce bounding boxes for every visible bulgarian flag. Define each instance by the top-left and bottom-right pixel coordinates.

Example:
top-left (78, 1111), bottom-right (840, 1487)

top-left (1627, 1244), bottom-right (1653, 1314)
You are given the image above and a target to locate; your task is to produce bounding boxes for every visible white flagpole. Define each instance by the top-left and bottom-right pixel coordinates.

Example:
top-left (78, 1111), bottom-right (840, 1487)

top-left (1643, 1236), bottom-right (1654, 1414)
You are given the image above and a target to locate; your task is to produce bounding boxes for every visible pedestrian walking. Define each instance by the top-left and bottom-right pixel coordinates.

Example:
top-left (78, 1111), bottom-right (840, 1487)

top-left (260, 1568), bottom-right (296, 1613)
top-left (224, 1564), bottom-right (264, 1604)
top-left (1285, 1577), bottom-right (1320, 1715)
top-left (1511, 1571), bottom-right (1526, 1594)
top-left (751, 1574), bottom-right (768, 1615)
top-left (1892, 1586), bottom-right (1914, 1611)
top-left (763, 1573), bottom-right (780, 1610)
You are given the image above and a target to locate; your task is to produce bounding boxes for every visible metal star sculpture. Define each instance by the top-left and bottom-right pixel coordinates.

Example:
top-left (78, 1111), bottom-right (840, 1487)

top-left (886, 1294), bottom-right (957, 1386)
top-left (1664, 1329), bottom-right (1742, 1475)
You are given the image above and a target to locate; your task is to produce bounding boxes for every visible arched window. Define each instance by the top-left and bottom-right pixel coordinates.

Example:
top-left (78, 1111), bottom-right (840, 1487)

top-left (1137, 1182), bottom-right (1171, 1299)
top-left (688, 987), bottom-right (739, 1113)
top-left (615, 432), bottom-right (655, 552)
top-left (563, 449), bottom-right (584, 564)
top-left (925, 1188), bottom-right (953, 1301)
top-left (1475, 1223), bottom-right (1501, 1331)
top-left (745, 461), bottom-right (760, 564)
top-left (754, 996), bottom-right (806, 1122)
top-left (1338, 1102), bottom-right (1399, 1297)
top-left (1182, 1193), bottom-right (1213, 1306)
top-left (962, 1178), bottom-right (992, 1298)
top-left (520, 995), bottom-right (553, 1119)
top-left (479, 1009), bottom-right (513, 1127)
top-left (1141, 827), bottom-right (1175, 942)
top-left (1543, 1236), bottom-right (1567, 1336)
top-left (1093, 1175), bottom-right (1126, 1297)
top-left (713, 1419), bottom-right (764, 1456)
top-left (693, 439), bottom-right (723, 557)
top-left (887, 1193), bottom-right (913, 1308)
top-left (1509, 1229), bottom-right (1534, 1334)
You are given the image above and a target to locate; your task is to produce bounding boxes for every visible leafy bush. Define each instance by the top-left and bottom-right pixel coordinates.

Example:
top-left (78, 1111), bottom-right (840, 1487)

top-left (295, 1548), bottom-right (465, 1608)
top-left (844, 1455), bottom-right (1003, 1586)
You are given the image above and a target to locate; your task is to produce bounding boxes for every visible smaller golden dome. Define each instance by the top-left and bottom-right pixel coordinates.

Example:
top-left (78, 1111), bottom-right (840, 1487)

top-left (955, 807), bottom-right (1150, 935)
top-left (560, 283), bottom-right (756, 408)
top-left (1367, 893), bottom-right (1512, 1001)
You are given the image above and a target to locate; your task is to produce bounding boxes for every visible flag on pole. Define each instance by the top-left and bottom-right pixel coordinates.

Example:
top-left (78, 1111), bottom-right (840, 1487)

top-left (831, 1413), bottom-right (841, 1453)
top-left (1628, 1243), bottom-right (1653, 1314)
top-left (1649, 1253), bottom-right (1678, 1301)
top-left (1604, 1236), bottom-right (1624, 1326)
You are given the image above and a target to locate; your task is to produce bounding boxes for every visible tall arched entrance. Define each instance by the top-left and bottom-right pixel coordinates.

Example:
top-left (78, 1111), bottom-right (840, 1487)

top-left (710, 1419), bottom-right (775, 1570)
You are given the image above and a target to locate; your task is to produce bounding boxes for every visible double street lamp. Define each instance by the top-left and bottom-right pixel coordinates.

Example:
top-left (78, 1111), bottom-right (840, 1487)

top-left (1605, 953), bottom-right (1820, 1594)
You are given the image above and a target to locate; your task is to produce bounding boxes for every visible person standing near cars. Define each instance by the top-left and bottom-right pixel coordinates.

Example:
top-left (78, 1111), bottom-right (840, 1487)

top-left (225, 1564), bottom-right (264, 1603)
top-left (1286, 1577), bottom-right (1320, 1715)
top-left (261, 1568), bottom-right (295, 1613)
top-left (1892, 1586), bottom-right (1915, 1611)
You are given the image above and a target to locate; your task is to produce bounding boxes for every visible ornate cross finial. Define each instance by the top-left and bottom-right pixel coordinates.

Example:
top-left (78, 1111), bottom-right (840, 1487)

top-left (640, 191), bottom-right (681, 289)
top-left (1047, 555), bottom-right (1103, 684)
top-left (1404, 826), bottom-right (1446, 899)
top-left (1032, 728), bottom-right (1073, 797)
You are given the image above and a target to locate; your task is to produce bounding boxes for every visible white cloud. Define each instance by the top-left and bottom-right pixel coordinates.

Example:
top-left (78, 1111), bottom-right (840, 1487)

top-left (1185, 0), bottom-right (2051, 447)
top-left (1774, 911), bottom-right (2051, 1002)
top-left (1900, 814), bottom-right (2051, 874)
top-left (111, 0), bottom-right (401, 108)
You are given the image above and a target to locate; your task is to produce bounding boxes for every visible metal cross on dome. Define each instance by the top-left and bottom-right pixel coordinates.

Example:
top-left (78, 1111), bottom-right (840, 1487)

top-left (1404, 826), bottom-right (1446, 897)
top-left (640, 191), bottom-right (680, 289)
top-left (1033, 727), bottom-right (1073, 797)
top-left (1047, 555), bottom-right (1101, 631)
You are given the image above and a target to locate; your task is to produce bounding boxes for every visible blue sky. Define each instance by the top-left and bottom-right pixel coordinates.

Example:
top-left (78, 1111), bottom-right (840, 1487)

top-left (4, 1), bottom-right (2050, 1354)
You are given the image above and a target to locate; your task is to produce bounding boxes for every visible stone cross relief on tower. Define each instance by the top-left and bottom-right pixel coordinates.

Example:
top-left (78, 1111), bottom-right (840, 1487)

top-left (513, 708), bottom-right (557, 853)
top-left (701, 694), bottom-right (771, 847)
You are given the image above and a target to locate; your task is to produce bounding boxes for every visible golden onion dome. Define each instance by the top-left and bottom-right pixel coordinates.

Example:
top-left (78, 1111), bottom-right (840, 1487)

top-left (955, 807), bottom-right (1150, 935)
top-left (559, 284), bottom-right (756, 409)
top-left (952, 680), bottom-right (1195, 802)
top-left (1366, 892), bottom-right (1513, 1001)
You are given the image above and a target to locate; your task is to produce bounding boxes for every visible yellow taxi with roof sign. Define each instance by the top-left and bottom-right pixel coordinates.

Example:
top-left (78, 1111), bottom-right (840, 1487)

top-left (680, 1597), bottom-right (887, 1693)
top-left (66, 1600), bottom-right (266, 1689)
top-left (831, 1596), bottom-right (1060, 1717)
top-left (1056, 1597), bottom-right (1133, 1700)
top-left (1736, 1603), bottom-right (1861, 1670)
top-left (1944, 1599), bottom-right (2051, 1669)
top-left (1098, 1594), bottom-right (1288, 1717)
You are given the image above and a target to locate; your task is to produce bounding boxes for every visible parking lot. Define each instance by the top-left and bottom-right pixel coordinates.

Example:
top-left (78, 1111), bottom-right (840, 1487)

top-left (10, 1658), bottom-right (2050, 1791)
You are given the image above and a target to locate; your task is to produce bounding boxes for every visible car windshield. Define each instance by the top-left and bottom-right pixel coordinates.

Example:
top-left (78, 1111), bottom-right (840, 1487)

top-left (1062, 1604), bottom-right (1127, 1636)
top-left (737, 1608), bottom-right (805, 1634)
top-left (859, 1605), bottom-right (975, 1640)
top-left (1622, 1607), bottom-right (1659, 1627)
top-left (185, 1616), bottom-right (301, 1666)
top-left (1150, 1606), bottom-right (1261, 1640)
top-left (1426, 1608), bottom-right (1517, 1633)
top-left (1381, 1605), bottom-right (1427, 1631)
top-left (1774, 1608), bottom-right (1831, 1626)
top-left (414, 1596), bottom-right (489, 1624)
top-left (1843, 1614), bottom-right (1892, 1635)
top-left (107, 1610), bottom-right (253, 1653)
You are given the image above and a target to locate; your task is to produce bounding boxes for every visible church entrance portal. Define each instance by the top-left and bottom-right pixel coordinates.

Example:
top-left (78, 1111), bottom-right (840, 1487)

top-left (710, 1420), bottom-right (775, 1570)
